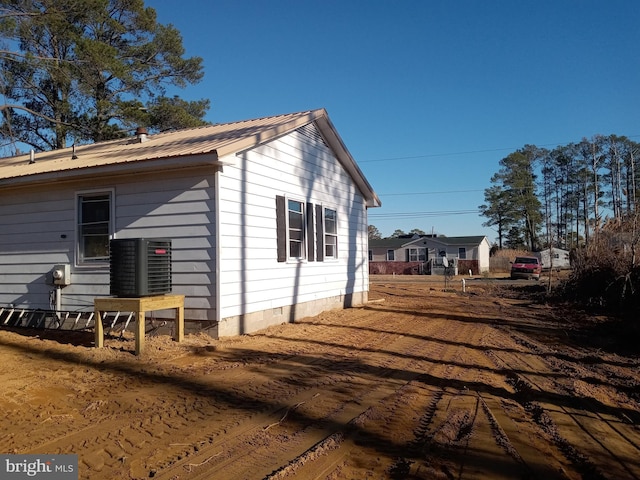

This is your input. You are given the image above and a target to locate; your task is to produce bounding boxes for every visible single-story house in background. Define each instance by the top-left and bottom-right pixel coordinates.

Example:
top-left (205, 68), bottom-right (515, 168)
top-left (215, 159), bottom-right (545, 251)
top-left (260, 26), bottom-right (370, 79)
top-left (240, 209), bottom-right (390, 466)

top-left (536, 248), bottom-right (571, 270)
top-left (369, 234), bottom-right (490, 275)
top-left (0, 109), bottom-right (380, 337)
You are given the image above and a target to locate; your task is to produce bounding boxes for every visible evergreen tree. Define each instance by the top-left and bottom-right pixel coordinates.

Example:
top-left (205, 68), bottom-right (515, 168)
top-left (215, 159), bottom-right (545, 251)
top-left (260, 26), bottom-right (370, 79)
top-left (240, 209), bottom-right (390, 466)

top-left (483, 137), bottom-right (640, 250)
top-left (485, 147), bottom-right (542, 251)
top-left (0, 0), bottom-right (208, 152)
top-left (479, 184), bottom-right (513, 249)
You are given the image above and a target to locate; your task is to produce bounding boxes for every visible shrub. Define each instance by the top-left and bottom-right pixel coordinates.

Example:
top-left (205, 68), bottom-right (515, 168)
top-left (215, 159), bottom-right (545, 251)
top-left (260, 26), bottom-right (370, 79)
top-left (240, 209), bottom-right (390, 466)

top-left (558, 215), bottom-right (640, 316)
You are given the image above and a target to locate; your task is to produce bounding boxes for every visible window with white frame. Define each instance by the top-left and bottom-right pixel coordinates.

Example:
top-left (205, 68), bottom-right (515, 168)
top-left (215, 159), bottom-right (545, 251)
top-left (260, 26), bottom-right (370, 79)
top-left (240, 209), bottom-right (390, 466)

top-left (276, 196), bottom-right (340, 263)
top-left (323, 207), bottom-right (338, 259)
top-left (387, 249), bottom-right (395, 261)
top-left (288, 199), bottom-right (305, 259)
top-left (408, 247), bottom-right (426, 262)
top-left (77, 191), bottom-right (112, 264)
top-left (458, 247), bottom-right (467, 259)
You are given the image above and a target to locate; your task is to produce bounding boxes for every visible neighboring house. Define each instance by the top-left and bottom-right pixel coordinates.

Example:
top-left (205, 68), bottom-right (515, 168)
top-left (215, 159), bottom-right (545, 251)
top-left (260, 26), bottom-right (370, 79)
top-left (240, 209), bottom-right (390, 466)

top-left (536, 248), bottom-right (571, 270)
top-left (0, 109), bottom-right (380, 337)
top-left (369, 234), bottom-right (490, 275)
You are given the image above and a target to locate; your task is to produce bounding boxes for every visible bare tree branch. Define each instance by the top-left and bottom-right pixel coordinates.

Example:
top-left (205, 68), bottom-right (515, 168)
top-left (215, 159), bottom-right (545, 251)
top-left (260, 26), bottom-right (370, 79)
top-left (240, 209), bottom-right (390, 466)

top-left (0, 103), bottom-right (77, 129)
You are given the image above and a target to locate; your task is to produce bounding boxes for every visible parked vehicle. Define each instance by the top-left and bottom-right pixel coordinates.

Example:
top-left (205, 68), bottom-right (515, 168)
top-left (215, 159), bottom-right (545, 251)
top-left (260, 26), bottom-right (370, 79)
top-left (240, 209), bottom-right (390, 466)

top-left (510, 256), bottom-right (542, 280)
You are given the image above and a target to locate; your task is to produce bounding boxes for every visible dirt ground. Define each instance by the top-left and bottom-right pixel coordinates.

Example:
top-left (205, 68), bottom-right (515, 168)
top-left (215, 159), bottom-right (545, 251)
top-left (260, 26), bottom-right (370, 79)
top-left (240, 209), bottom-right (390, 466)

top-left (1, 277), bottom-right (639, 480)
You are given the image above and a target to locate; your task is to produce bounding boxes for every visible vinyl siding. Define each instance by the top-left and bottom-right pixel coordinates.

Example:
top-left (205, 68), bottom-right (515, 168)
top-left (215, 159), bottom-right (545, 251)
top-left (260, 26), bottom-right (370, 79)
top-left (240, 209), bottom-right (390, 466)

top-left (0, 186), bottom-right (74, 309)
top-left (1, 124), bottom-right (373, 337)
top-left (217, 124), bottom-right (369, 325)
top-left (0, 168), bottom-right (216, 322)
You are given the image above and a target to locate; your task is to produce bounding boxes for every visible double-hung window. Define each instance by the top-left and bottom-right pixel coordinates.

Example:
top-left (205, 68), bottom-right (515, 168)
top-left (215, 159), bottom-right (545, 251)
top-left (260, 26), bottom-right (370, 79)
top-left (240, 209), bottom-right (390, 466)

top-left (408, 247), bottom-right (426, 262)
top-left (323, 207), bottom-right (337, 259)
top-left (458, 247), bottom-right (467, 259)
top-left (288, 199), bottom-right (305, 259)
top-left (77, 191), bottom-right (113, 264)
top-left (276, 196), bottom-right (339, 263)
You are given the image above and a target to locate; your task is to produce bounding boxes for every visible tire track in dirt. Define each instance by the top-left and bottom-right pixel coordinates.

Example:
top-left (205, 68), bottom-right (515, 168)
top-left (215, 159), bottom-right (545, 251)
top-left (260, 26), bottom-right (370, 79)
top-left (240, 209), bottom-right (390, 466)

top-left (3, 284), bottom-right (639, 479)
top-left (11, 352), bottom-right (349, 476)
top-left (156, 301), bottom-right (489, 479)
top-left (399, 307), bottom-right (576, 480)
top-left (0, 289), bottom-right (562, 480)
top-left (484, 328), bottom-right (640, 480)
top-left (121, 360), bottom-right (370, 477)
top-left (81, 310), bottom-right (380, 478)
top-left (348, 295), bottom-right (563, 479)
top-left (271, 309), bottom-right (537, 480)
top-left (261, 319), bottom-right (456, 479)
top-left (403, 316), bottom-right (524, 480)
top-left (152, 311), bottom-right (437, 479)
top-left (510, 329), bottom-right (640, 467)
top-left (13, 307), bottom-right (387, 478)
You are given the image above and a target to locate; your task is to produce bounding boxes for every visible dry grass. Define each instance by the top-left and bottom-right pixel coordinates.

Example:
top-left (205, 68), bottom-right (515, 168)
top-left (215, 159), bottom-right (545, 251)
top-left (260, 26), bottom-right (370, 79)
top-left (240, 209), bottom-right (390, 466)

top-left (560, 214), bottom-right (640, 315)
top-left (489, 248), bottom-right (533, 273)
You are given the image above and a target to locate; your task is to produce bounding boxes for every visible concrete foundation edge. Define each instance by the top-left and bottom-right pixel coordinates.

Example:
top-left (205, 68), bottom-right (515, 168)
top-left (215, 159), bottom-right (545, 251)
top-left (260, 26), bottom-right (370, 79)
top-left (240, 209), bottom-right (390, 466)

top-left (216, 291), bottom-right (368, 338)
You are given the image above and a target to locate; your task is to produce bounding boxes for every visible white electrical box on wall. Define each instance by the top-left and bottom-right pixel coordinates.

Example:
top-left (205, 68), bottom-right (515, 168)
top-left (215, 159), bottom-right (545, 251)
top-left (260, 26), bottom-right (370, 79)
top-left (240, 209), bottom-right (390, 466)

top-left (52, 264), bottom-right (71, 286)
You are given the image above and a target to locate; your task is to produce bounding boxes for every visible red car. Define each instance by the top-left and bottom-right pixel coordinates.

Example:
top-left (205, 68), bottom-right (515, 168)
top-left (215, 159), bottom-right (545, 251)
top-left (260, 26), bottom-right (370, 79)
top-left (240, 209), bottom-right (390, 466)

top-left (510, 256), bottom-right (542, 280)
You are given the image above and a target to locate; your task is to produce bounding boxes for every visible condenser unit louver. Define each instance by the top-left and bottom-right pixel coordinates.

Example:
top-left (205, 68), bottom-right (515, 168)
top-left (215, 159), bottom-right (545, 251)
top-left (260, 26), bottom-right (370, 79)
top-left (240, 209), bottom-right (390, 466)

top-left (109, 238), bottom-right (172, 297)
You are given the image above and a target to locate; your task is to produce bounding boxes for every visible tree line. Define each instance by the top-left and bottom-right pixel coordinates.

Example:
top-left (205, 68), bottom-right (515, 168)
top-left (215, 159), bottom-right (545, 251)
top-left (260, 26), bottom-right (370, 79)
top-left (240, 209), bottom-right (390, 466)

top-left (368, 226), bottom-right (429, 240)
top-left (0, 0), bottom-right (209, 154)
top-left (479, 135), bottom-right (639, 251)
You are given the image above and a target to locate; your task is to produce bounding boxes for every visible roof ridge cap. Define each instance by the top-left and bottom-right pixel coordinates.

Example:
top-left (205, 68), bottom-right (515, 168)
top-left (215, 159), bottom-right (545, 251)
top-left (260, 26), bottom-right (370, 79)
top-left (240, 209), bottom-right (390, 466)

top-left (211, 109), bottom-right (323, 126)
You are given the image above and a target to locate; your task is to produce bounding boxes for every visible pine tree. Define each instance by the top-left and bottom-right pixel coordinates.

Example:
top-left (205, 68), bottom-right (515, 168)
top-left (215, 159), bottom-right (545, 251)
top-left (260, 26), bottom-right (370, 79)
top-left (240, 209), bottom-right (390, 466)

top-left (0, 0), bottom-right (208, 152)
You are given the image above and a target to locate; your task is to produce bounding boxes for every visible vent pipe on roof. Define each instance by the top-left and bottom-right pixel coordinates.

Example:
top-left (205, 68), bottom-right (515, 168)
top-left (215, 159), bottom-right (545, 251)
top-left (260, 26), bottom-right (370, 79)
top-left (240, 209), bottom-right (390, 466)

top-left (29, 149), bottom-right (35, 164)
top-left (71, 144), bottom-right (78, 160)
top-left (135, 127), bottom-right (149, 143)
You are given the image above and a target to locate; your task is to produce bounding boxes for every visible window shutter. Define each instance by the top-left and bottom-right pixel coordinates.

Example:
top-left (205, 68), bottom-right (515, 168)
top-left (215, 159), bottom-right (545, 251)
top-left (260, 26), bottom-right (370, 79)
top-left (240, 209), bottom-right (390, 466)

top-left (276, 196), bottom-right (286, 262)
top-left (307, 202), bottom-right (315, 262)
top-left (315, 204), bottom-right (324, 262)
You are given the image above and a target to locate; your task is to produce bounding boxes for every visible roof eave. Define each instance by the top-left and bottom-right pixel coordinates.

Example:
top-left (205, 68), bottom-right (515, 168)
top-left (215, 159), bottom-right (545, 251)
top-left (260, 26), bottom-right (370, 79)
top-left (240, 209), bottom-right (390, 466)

top-left (424, 236), bottom-right (487, 247)
top-left (0, 152), bottom-right (223, 190)
top-left (314, 114), bottom-right (381, 208)
top-left (215, 109), bottom-right (381, 208)
top-left (217, 109), bottom-right (328, 158)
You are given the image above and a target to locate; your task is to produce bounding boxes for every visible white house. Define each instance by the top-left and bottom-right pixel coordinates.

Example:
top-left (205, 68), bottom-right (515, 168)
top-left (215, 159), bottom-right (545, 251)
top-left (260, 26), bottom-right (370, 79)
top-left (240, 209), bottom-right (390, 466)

top-left (0, 109), bottom-right (380, 337)
top-left (369, 234), bottom-right (491, 275)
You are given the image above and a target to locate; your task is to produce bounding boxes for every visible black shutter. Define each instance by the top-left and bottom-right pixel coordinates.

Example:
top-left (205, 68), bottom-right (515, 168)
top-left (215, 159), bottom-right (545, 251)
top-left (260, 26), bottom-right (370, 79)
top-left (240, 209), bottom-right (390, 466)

top-left (315, 204), bottom-right (324, 262)
top-left (307, 202), bottom-right (315, 262)
top-left (276, 196), bottom-right (286, 262)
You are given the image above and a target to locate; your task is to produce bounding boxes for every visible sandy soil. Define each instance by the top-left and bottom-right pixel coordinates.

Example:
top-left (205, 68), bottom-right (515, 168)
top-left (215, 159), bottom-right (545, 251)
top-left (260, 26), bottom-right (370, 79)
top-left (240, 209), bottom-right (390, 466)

top-left (1, 278), bottom-right (639, 480)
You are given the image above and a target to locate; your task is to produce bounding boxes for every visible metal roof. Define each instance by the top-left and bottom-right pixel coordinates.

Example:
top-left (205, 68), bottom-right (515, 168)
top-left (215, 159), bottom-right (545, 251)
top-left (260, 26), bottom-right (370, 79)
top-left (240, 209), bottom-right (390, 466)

top-left (0, 109), bottom-right (381, 207)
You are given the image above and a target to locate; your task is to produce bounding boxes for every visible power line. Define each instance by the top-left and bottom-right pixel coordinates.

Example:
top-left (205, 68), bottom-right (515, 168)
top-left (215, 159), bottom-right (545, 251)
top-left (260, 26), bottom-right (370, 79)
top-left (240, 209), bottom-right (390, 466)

top-left (359, 135), bottom-right (640, 164)
top-left (379, 188), bottom-right (484, 196)
top-left (369, 209), bottom-right (480, 219)
top-left (360, 147), bottom-right (520, 163)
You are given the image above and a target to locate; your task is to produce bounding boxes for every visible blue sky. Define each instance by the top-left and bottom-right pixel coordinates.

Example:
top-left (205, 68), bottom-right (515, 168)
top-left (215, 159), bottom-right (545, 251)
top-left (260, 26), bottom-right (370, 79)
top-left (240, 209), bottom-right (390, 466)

top-left (151, 0), bottom-right (640, 242)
